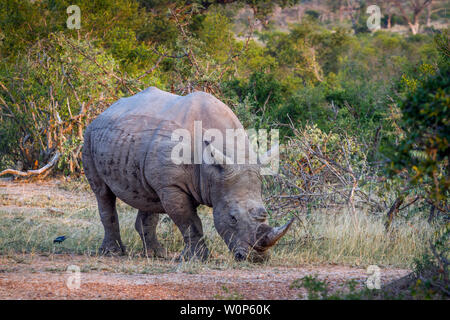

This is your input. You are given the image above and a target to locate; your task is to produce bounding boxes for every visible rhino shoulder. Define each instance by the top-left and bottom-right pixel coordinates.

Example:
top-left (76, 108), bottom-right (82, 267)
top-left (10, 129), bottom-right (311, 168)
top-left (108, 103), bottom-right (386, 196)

top-left (184, 91), bottom-right (243, 129)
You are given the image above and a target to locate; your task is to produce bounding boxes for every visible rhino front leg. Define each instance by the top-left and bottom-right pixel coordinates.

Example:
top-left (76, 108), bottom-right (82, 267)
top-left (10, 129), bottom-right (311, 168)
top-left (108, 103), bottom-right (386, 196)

top-left (159, 187), bottom-right (209, 261)
top-left (135, 211), bottom-right (167, 258)
top-left (96, 186), bottom-right (126, 255)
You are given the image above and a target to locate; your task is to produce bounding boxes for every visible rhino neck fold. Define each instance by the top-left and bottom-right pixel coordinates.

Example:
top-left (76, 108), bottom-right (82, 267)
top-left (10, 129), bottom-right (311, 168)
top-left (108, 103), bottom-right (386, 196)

top-left (196, 165), bottom-right (213, 207)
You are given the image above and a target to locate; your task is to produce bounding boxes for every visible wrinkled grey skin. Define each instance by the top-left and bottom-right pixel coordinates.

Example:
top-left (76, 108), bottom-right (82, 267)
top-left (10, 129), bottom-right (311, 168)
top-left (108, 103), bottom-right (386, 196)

top-left (82, 87), bottom-right (292, 262)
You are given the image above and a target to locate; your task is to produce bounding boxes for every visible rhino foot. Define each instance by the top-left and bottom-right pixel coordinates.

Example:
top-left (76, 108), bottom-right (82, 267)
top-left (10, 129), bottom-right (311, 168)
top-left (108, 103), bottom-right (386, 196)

top-left (99, 239), bottom-right (127, 256)
top-left (176, 243), bottom-right (209, 262)
top-left (142, 245), bottom-right (167, 259)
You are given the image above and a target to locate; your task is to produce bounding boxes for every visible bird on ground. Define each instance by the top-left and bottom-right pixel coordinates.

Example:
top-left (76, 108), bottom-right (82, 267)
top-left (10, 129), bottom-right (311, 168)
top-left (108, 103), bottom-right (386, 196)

top-left (53, 236), bottom-right (67, 243)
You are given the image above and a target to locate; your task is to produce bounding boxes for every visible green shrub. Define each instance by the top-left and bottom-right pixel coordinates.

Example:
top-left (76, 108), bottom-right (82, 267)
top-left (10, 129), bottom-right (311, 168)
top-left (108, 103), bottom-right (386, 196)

top-left (0, 33), bottom-right (130, 173)
top-left (391, 32), bottom-right (449, 203)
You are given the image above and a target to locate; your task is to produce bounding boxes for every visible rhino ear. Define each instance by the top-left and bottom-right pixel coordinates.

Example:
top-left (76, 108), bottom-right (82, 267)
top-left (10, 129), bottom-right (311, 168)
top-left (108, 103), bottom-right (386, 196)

top-left (203, 140), bottom-right (233, 166)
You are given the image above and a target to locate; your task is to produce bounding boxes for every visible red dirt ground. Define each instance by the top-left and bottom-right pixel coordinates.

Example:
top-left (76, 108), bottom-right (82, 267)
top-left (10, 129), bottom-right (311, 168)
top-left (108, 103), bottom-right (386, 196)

top-left (0, 253), bottom-right (410, 299)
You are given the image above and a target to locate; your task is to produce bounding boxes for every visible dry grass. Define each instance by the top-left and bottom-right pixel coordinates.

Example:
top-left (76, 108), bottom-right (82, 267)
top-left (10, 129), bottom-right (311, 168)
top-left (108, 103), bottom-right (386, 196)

top-left (0, 179), bottom-right (433, 272)
top-left (272, 210), bottom-right (432, 268)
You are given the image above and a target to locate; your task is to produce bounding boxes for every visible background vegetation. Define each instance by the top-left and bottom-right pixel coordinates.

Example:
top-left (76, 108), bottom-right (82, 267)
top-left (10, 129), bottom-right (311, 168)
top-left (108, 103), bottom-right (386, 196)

top-left (0, 0), bottom-right (448, 298)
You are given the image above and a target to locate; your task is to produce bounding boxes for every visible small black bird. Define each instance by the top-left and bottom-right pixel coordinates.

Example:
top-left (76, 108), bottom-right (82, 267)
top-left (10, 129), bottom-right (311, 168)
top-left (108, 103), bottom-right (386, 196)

top-left (53, 236), bottom-right (67, 244)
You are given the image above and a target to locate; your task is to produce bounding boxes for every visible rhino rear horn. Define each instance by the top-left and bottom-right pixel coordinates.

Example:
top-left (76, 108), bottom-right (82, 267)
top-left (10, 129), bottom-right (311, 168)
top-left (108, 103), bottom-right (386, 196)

top-left (259, 218), bottom-right (294, 249)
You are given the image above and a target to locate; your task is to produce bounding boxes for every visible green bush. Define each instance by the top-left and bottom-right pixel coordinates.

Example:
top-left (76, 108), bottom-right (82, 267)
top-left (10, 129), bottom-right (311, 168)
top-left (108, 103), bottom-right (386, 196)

top-left (391, 33), bottom-right (449, 203)
top-left (0, 33), bottom-right (129, 173)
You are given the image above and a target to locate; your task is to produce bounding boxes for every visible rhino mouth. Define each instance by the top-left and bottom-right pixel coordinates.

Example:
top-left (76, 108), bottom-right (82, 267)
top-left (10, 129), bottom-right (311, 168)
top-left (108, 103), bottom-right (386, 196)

top-left (232, 244), bottom-right (270, 263)
top-left (233, 249), bottom-right (248, 261)
top-left (233, 250), bottom-right (269, 263)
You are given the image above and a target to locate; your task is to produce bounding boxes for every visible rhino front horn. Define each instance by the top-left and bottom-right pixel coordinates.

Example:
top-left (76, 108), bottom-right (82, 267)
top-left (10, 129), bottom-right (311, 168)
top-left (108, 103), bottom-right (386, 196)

top-left (259, 218), bottom-right (295, 249)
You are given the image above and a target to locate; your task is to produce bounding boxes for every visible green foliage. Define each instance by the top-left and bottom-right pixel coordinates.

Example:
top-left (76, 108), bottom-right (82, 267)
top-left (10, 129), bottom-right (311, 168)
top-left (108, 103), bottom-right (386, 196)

top-left (213, 285), bottom-right (244, 300)
top-left (197, 11), bottom-right (235, 63)
top-left (0, 33), bottom-right (126, 172)
top-left (225, 71), bottom-right (286, 122)
top-left (291, 275), bottom-right (380, 300)
top-left (411, 223), bottom-right (449, 299)
top-left (260, 18), bottom-right (351, 86)
top-left (0, 0), bottom-right (146, 61)
top-left (383, 32), bottom-right (450, 299)
top-left (291, 275), bottom-right (329, 299)
top-left (290, 272), bottom-right (448, 300)
top-left (391, 33), bottom-right (449, 203)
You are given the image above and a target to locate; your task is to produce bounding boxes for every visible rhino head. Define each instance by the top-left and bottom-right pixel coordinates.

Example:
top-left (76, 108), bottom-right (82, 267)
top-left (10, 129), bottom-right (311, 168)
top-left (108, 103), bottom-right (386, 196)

top-left (203, 143), bottom-right (294, 262)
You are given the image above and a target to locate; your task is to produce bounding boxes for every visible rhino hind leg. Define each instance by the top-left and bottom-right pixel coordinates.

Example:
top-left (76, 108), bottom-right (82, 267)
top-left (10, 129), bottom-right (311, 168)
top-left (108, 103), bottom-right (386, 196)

top-left (84, 162), bottom-right (125, 255)
top-left (95, 187), bottom-right (127, 255)
top-left (159, 187), bottom-right (209, 262)
top-left (83, 137), bottom-right (126, 255)
top-left (135, 211), bottom-right (167, 258)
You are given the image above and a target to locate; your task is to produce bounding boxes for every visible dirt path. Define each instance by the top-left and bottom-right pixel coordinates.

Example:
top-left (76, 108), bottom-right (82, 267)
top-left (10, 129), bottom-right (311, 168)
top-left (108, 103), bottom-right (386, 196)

top-left (0, 253), bottom-right (409, 300)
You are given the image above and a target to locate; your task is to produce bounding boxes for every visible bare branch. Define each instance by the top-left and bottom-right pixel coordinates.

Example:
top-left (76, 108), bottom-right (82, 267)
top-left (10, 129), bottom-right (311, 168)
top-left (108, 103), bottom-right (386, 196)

top-left (0, 152), bottom-right (60, 178)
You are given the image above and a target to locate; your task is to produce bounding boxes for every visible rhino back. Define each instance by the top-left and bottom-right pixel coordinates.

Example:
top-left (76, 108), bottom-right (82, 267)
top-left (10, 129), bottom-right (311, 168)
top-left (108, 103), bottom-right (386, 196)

top-left (92, 87), bottom-right (243, 132)
top-left (84, 87), bottom-right (243, 209)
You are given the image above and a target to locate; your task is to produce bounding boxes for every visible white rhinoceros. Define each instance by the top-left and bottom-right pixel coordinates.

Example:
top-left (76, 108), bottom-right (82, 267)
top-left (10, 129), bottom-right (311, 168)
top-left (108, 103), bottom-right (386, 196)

top-left (82, 87), bottom-right (292, 261)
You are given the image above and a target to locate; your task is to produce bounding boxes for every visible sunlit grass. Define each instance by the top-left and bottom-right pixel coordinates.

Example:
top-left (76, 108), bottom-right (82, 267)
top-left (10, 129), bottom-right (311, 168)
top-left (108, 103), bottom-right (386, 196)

top-left (271, 209), bottom-right (432, 268)
top-left (0, 178), bottom-right (433, 272)
top-left (0, 191), bottom-right (432, 272)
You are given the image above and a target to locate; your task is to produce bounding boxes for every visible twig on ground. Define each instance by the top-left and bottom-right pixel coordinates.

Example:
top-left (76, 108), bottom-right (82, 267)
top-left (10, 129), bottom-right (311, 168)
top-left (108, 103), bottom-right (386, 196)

top-left (0, 152), bottom-right (60, 178)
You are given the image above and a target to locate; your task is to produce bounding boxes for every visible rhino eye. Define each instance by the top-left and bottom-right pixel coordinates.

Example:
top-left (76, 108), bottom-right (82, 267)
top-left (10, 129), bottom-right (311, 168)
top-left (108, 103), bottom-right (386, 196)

top-left (230, 215), bottom-right (237, 226)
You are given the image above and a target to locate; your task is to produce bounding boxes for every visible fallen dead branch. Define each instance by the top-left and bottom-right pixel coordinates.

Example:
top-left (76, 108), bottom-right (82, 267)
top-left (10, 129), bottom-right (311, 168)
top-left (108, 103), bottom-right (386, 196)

top-left (0, 152), bottom-right (60, 179)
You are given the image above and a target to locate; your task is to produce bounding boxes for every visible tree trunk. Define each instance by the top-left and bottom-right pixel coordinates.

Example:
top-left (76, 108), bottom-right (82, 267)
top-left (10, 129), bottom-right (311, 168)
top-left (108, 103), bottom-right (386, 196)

top-left (426, 5), bottom-right (432, 27)
top-left (408, 16), bottom-right (420, 34)
top-left (409, 23), bottom-right (419, 34)
top-left (428, 204), bottom-right (436, 223)
top-left (393, 0), bottom-right (433, 35)
top-left (385, 196), bottom-right (405, 230)
top-left (297, 5), bottom-right (303, 22)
